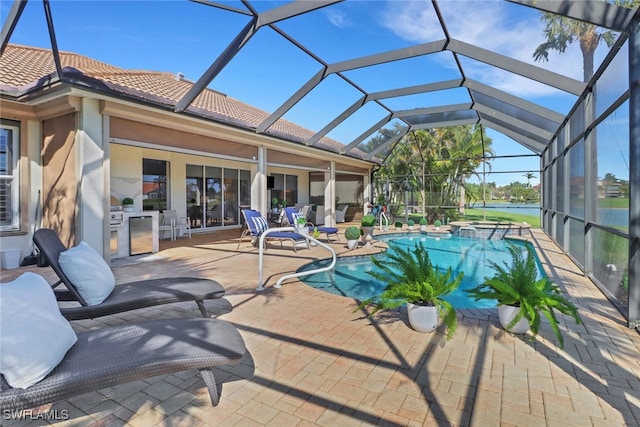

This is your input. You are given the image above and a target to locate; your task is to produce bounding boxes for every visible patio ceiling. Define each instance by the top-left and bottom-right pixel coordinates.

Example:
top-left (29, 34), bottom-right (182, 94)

top-left (1, 0), bottom-right (639, 163)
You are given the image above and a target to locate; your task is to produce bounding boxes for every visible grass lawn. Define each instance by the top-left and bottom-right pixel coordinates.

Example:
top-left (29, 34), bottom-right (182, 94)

top-left (598, 197), bottom-right (629, 209)
top-left (460, 208), bottom-right (540, 227)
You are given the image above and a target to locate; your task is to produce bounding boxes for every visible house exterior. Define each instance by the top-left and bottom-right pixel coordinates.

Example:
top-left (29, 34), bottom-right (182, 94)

top-left (0, 44), bottom-right (374, 262)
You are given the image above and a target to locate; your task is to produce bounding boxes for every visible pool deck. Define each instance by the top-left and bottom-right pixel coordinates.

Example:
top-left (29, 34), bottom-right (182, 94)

top-left (2, 225), bottom-right (639, 426)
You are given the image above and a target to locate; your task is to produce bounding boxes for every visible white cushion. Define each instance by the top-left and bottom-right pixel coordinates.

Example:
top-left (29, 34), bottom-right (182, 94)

top-left (58, 241), bottom-right (115, 305)
top-left (0, 272), bottom-right (77, 389)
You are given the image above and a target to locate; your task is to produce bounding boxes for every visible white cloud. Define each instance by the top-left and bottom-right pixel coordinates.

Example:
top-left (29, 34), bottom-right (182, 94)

top-left (378, 0), bottom-right (600, 99)
top-left (324, 9), bottom-right (350, 29)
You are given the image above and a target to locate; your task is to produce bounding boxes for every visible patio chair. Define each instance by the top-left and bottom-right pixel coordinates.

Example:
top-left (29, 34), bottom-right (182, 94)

top-left (282, 207), bottom-right (340, 242)
top-left (0, 317), bottom-right (246, 411)
top-left (236, 209), bottom-right (309, 252)
top-left (335, 204), bottom-right (349, 223)
top-left (33, 229), bottom-right (226, 321)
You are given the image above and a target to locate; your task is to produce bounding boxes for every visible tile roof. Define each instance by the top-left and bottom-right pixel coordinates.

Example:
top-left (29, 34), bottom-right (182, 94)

top-left (0, 44), bottom-right (371, 161)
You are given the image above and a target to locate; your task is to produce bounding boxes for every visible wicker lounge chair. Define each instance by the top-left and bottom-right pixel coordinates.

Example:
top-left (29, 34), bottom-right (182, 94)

top-left (0, 317), bottom-right (246, 411)
top-left (33, 229), bottom-right (226, 321)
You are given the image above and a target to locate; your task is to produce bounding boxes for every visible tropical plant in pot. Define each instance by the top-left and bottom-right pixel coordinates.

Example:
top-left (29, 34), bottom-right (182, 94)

top-left (465, 243), bottom-right (582, 349)
top-left (295, 217), bottom-right (308, 234)
top-left (419, 217), bottom-right (428, 232)
top-left (355, 242), bottom-right (464, 339)
top-left (344, 226), bottom-right (360, 250)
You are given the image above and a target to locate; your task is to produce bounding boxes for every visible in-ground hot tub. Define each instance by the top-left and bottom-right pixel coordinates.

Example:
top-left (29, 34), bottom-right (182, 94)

top-left (449, 220), bottom-right (531, 240)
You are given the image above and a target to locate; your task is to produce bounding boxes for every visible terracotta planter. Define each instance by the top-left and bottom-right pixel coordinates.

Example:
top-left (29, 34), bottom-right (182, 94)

top-left (498, 305), bottom-right (529, 334)
top-left (407, 302), bottom-right (438, 333)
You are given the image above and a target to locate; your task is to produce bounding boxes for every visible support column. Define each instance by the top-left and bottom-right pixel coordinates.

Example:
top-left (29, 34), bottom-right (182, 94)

top-left (323, 161), bottom-right (336, 226)
top-left (77, 98), bottom-right (106, 255)
top-left (584, 91), bottom-right (596, 275)
top-left (253, 146), bottom-right (267, 214)
top-left (628, 14), bottom-right (640, 329)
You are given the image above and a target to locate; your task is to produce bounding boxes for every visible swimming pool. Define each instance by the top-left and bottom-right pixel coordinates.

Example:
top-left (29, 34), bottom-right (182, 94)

top-left (297, 234), bottom-right (545, 308)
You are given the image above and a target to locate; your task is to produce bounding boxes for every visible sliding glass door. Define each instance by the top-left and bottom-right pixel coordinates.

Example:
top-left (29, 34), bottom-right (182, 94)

top-left (186, 164), bottom-right (249, 229)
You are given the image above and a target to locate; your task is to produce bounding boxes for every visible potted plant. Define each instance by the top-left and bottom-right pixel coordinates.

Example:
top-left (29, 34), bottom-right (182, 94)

top-left (419, 217), bottom-right (428, 232)
top-left (295, 217), bottom-right (308, 235)
top-left (361, 214), bottom-right (376, 241)
top-left (433, 219), bottom-right (442, 230)
top-left (271, 197), bottom-right (279, 213)
top-left (407, 219), bottom-right (415, 231)
top-left (122, 197), bottom-right (135, 212)
top-left (344, 226), bottom-right (360, 250)
top-left (466, 243), bottom-right (582, 349)
top-left (310, 227), bottom-right (320, 246)
top-left (394, 221), bottom-right (403, 230)
top-left (356, 242), bottom-right (464, 339)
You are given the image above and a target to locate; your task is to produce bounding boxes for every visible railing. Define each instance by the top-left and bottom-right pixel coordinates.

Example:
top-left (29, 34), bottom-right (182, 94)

top-left (378, 211), bottom-right (389, 231)
top-left (256, 226), bottom-right (337, 291)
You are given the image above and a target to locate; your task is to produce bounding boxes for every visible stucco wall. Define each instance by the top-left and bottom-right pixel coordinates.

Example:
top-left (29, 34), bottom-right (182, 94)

top-left (42, 113), bottom-right (77, 247)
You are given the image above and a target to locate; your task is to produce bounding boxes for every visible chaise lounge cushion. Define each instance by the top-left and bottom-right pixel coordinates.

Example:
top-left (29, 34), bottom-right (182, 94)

top-left (0, 273), bottom-right (77, 389)
top-left (58, 241), bottom-right (115, 305)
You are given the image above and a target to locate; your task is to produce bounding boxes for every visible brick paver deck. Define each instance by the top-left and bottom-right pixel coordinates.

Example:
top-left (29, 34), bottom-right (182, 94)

top-left (2, 225), bottom-right (639, 426)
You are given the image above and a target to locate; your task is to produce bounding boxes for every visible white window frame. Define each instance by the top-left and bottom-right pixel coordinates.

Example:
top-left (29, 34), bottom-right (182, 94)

top-left (0, 122), bottom-right (19, 231)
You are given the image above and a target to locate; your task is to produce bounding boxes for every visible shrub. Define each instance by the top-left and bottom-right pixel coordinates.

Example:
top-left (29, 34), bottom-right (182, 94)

top-left (395, 221), bottom-right (403, 228)
top-left (361, 214), bottom-right (376, 227)
top-left (296, 217), bottom-right (306, 225)
top-left (434, 219), bottom-right (442, 227)
top-left (356, 242), bottom-right (463, 340)
top-left (345, 226), bottom-right (361, 240)
top-left (122, 197), bottom-right (134, 205)
top-left (408, 219), bottom-right (415, 226)
top-left (419, 218), bottom-right (427, 225)
top-left (271, 197), bottom-right (278, 205)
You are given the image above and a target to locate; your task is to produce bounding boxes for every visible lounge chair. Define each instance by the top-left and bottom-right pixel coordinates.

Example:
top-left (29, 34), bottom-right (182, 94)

top-left (33, 229), bottom-right (226, 321)
top-left (237, 209), bottom-right (309, 252)
top-left (282, 207), bottom-right (340, 242)
top-left (335, 204), bottom-right (349, 223)
top-left (0, 317), bottom-right (246, 411)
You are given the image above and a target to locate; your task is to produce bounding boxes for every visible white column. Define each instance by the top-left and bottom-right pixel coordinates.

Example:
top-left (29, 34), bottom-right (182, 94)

top-left (323, 161), bottom-right (336, 226)
top-left (77, 98), bottom-right (107, 255)
top-left (252, 146), bottom-right (267, 214)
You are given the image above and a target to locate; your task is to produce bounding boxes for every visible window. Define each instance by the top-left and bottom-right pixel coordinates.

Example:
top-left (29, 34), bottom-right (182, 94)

top-left (0, 121), bottom-right (19, 230)
top-left (270, 173), bottom-right (298, 207)
top-left (142, 159), bottom-right (169, 211)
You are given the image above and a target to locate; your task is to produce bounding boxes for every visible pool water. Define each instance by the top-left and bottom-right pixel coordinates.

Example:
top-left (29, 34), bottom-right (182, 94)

top-left (297, 234), bottom-right (545, 309)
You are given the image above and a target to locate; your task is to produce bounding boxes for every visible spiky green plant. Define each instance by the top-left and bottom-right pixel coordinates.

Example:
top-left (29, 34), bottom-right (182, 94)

top-left (466, 243), bottom-right (582, 349)
top-left (356, 242), bottom-right (463, 340)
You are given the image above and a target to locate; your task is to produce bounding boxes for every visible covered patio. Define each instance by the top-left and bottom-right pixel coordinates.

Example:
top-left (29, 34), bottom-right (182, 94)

top-left (2, 227), bottom-right (639, 426)
top-left (1, 1), bottom-right (639, 425)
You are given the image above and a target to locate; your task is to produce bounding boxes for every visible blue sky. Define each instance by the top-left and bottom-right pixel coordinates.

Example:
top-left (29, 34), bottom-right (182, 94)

top-left (1, 0), bottom-right (631, 186)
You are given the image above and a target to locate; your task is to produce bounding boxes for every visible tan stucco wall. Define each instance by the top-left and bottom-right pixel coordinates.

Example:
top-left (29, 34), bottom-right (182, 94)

top-left (42, 113), bottom-right (77, 247)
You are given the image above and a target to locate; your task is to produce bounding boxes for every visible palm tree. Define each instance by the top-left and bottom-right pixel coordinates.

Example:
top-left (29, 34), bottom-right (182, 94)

top-left (533, 1), bottom-right (639, 82)
top-left (524, 172), bottom-right (536, 188)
